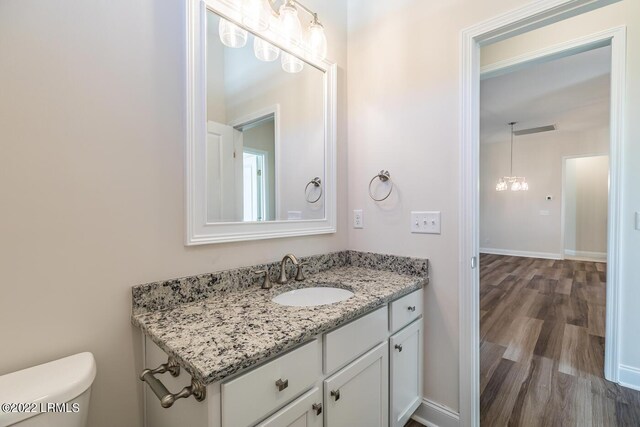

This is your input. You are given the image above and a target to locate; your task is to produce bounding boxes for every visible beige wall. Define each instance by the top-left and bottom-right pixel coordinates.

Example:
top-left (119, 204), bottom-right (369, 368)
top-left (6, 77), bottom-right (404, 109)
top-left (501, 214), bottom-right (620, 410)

top-left (482, 0), bottom-right (640, 385)
top-left (565, 155), bottom-right (609, 256)
top-left (346, 0), bottom-right (537, 413)
top-left (348, 0), bottom-right (640, 413)
top-left (0, 1), bottom-right (348, 427)
top-left (480, 128), bottom-right (609, 257)
top-left (2, 0), bottom-right (640, 425)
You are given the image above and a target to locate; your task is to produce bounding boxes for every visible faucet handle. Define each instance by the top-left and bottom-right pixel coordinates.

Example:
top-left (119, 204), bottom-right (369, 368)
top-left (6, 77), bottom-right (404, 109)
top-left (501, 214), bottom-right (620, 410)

top-left (295, 262), bottom-right (308, 282)
top-left (254, 269), bottom-right (272, 289)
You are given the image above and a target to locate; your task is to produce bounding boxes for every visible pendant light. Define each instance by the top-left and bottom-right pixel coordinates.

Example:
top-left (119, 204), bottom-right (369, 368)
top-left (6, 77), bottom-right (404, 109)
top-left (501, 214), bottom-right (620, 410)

top-left (496, 122), bottom-right (529, 192)
top-left (219, 18), bottom-right (247, 48)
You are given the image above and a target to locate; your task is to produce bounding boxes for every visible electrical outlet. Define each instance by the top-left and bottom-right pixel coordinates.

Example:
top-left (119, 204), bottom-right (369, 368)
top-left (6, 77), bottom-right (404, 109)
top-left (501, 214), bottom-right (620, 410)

top-left (353, 209), bottom-right (363, 229)
top-left (411, 211), bottom-right (441, 234)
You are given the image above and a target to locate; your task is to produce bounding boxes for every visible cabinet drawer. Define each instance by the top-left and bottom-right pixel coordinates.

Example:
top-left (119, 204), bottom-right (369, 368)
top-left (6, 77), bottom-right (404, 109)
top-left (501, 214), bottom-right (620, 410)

top-left (389, 289), bottom-right (423, 333)
top-left (324, 306), bottom-right (387, 375)
top-left (221, 340), bottom-right (321, 427)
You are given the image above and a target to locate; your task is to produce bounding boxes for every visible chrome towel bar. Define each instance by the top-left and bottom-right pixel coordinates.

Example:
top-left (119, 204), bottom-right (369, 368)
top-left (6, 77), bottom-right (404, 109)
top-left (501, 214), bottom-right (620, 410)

top-left (140, 357), bottom-right (206, 408)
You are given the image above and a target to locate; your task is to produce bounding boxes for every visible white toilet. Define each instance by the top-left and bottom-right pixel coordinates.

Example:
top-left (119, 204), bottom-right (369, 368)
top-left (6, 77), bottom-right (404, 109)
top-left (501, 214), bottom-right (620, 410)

top-left (0, 352), bottom-right (96, 427)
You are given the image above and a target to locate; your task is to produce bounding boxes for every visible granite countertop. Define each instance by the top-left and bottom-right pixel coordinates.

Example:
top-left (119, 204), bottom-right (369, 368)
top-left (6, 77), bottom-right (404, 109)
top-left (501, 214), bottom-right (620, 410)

top-left (131, 251), bottom-right (428, 385)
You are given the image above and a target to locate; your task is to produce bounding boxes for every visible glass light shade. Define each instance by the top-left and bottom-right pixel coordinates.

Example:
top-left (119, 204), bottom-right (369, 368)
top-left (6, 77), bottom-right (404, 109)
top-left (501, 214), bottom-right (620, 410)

top-left (521, 181), bottom-right (529, 191)
top-left (219, 18), bottom-right (247, 48)
top-left (279, 4), bottom-right (302, 47)
top-left (243, 0), bottom-right (270, 31)
top-left (281, 52), bottom-right (304, 73)
top-left (307, 22), bottom-right (327, 59)
top-left (496, 179), bottom-right (507, 192)
top-left (511, 181), bottom-right (522, 191)
top-left (254, 37), bottom-right (280, 61)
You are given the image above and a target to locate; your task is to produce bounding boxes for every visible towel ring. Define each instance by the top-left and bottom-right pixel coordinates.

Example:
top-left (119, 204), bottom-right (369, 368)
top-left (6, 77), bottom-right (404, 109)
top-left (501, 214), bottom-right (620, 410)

top-left (368, 170), bottom-right (393, 202)
top-left (305, 177), bottom-right (323, 203)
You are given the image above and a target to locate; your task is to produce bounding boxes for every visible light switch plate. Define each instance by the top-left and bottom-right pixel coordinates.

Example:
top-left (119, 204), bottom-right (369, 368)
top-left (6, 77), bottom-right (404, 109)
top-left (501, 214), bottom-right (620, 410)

top-left (636, 212), bottom-right (640, 230)
top-left (411, 211), bottom-right (441, 234)
top-left (353, 209), bottom-right (363, 229)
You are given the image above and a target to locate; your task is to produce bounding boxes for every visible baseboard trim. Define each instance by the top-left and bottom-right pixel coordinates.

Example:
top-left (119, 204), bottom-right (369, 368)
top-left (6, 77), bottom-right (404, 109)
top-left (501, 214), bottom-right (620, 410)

top-left (619, 365), bottom-right (640, 391)
top-left (480, 248), bottom-right (562, 260)
top-left (412, 398), bottom-right (460, 427)
top-left (564, 249), bottom-right (607, 262)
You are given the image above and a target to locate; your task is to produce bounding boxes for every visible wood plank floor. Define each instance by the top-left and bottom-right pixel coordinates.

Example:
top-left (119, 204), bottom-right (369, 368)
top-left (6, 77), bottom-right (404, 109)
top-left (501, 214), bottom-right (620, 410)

top-left (480, 254), bottom-right (640, 426)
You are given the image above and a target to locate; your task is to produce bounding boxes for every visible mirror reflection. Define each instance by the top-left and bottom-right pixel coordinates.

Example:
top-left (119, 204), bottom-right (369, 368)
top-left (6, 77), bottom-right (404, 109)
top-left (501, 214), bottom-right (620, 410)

top-left (206, 10), bottom-right (325, 223)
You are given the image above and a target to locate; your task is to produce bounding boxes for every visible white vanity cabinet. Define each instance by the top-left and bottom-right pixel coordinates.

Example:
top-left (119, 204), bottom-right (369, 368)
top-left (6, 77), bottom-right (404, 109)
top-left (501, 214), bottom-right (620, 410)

top-left (143, 289), bottom-right (423, 427)
top-left (389, 320), bottom-right (423, 427)
top-left (256, 387), bottom-right (324, 427)
top-left (324, 342), bottom-right (389, 427)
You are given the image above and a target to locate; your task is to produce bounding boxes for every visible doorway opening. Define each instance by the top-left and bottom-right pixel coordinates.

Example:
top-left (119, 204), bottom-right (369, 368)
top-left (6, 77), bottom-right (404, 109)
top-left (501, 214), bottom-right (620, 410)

top-left (478, 41), bottom-right (620, 424)
top-left (459, 2), bottom-right (628, 425)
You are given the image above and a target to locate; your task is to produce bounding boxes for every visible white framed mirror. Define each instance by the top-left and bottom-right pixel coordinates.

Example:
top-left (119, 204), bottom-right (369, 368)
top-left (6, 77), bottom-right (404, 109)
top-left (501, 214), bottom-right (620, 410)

top-left (185, 0), bottom-right (337, 245)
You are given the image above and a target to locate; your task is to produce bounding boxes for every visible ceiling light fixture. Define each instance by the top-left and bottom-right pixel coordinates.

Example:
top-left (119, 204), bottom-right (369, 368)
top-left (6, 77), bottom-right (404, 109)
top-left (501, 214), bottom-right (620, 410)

top-left (496, 122), bottom-right (529, 192)
top-left (218, 0), bottom-right (328, 72)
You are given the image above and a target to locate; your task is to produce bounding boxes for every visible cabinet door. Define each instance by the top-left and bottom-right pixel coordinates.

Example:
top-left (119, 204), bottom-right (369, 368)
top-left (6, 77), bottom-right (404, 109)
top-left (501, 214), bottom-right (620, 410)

top-left (324, 342), bottom-right (388, 427)
top-left (256, 387), bottom-right (323, 427)
top-left (389, 319), bottom-right (423, 427)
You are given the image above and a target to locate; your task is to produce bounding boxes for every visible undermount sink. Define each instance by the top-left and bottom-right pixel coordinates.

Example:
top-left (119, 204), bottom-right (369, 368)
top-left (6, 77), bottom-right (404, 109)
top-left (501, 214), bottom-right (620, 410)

top-left (272, 287), bottom-right (354, 307)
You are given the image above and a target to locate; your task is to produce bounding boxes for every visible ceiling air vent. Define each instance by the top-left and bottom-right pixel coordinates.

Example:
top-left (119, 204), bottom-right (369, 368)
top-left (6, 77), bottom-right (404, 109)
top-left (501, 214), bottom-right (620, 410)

top-left (513, 124), bottom-right (557, 136)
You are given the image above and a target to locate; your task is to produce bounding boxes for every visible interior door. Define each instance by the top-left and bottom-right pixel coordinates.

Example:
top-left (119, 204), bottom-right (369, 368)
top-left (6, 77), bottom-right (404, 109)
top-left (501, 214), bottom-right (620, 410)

top-left (324, 342), bottom-right (388, 427)
top-left (206, 120), bottom-right (237, 222)
top-left (389, 320), bottom-right (423, 427)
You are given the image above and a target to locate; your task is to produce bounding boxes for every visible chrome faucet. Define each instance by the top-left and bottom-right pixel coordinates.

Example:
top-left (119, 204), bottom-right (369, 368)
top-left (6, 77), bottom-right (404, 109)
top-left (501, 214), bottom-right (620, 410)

top-left (277, 254), bottom-right (306, 284)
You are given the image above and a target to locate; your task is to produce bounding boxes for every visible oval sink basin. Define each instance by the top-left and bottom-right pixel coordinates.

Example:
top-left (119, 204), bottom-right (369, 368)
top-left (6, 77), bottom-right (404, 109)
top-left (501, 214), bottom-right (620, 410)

top-left (272, 287), bottom-right (354, 307)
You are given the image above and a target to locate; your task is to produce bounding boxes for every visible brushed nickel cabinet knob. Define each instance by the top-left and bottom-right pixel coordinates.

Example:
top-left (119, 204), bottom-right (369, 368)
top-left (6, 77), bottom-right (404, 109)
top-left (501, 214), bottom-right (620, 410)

top-left (275, 378), bottom-right (289, 391)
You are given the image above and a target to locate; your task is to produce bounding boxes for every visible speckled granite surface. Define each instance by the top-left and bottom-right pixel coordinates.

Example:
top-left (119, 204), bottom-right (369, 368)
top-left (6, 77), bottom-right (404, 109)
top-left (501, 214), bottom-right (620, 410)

top-left (132, 251), bottom-right (428, 385)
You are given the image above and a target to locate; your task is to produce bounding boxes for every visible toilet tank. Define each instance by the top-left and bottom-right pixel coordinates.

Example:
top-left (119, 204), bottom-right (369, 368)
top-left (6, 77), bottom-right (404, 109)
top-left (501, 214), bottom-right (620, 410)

top-left (0, 352), bottom-right (96, 427)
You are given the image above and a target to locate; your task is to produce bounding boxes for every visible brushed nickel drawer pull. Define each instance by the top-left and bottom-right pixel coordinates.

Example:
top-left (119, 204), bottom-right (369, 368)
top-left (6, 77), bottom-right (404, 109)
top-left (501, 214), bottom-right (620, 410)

top-left (407, 306), bottom-right (416, 312)
top-left (395, 344), bottom-right (403, 352)
top-left (330, 389), bottom-right (341, 401)
top-left (312, 403), bottom-right (323, 415)
top-left (275, 378), bottom-right (289, 391)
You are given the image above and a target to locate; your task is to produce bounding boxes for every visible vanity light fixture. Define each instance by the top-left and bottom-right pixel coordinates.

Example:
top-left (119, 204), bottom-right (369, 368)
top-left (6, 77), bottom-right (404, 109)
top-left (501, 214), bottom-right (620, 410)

top-left (219, 18), bottom-right (248, 48)
top-left (219, 0), bottom-right (328, 71)
top-left (254, 37), bottom-right (280, 61)
top-left (243, 0), bottom-right (271, 31)
top-left (496, 122), bottom-right (529, 192)
top-left (306, 16), bottom-right (327, 60)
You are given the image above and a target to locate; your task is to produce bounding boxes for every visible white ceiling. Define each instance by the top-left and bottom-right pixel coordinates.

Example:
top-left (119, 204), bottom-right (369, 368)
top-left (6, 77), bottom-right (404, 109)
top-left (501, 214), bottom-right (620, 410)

top-left (480, 45), bottom-right (611, 144)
